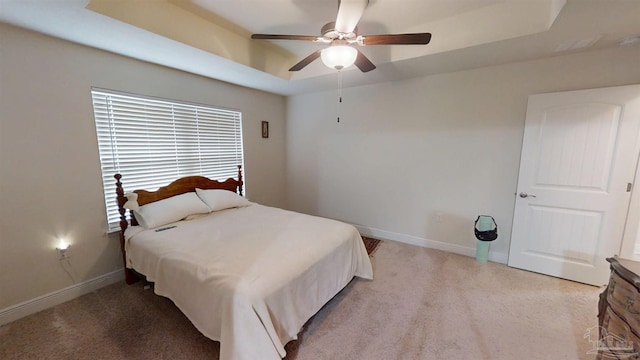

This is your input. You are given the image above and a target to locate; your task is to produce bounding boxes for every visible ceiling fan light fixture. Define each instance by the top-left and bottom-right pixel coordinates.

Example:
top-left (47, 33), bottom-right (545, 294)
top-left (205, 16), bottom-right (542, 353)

top-left (321, 45), bottom-right (357, 70)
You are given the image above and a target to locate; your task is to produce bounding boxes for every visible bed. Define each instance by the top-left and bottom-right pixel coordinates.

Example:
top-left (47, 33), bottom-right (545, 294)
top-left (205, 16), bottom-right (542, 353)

top-left (113, 166), bottom-right (373, 360)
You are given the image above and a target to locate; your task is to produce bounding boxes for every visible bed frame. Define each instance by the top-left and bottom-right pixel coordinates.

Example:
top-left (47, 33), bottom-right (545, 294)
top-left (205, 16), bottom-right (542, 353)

top-left (113, 165), bottom-right (244, 284)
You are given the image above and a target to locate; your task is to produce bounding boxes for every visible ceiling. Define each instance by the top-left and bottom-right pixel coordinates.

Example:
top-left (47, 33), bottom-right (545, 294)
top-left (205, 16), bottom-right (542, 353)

top-left (1, 0), bottom-right (639, 96)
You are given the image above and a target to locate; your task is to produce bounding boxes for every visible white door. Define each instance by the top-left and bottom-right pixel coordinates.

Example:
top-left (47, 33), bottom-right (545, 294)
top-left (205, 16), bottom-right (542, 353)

top-left (508, 85), bottom-right (640, 286)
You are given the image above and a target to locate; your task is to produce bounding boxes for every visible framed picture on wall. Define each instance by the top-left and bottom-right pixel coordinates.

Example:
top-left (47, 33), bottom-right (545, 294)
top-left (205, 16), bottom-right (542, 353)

top-left (262, 121), bottom-right (269, 138)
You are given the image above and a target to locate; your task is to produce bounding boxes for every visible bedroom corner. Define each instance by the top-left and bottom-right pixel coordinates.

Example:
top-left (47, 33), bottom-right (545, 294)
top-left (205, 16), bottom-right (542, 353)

top-left (0, 22), bottom-right (287, 322)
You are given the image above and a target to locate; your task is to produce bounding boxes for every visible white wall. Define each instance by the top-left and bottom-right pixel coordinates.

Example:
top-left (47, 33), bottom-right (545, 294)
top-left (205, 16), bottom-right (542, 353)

top-left (0, 23), bottom-right (286, 310)
top-left (286, 45), bottom-right (640, 260)
top-left (3, 17), bottom-right (640, 318)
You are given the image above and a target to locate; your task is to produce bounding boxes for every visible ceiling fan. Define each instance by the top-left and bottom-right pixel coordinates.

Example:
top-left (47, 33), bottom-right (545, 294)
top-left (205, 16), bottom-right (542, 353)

top-left (251, 0), bottom-right (431, 73)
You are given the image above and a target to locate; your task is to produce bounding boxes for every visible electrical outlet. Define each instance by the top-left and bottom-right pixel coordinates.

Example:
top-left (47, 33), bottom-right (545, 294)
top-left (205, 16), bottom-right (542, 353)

top-left (58, 247), bottom-right (71, 260)
top-left (436, 212), bottom-right (443, 223)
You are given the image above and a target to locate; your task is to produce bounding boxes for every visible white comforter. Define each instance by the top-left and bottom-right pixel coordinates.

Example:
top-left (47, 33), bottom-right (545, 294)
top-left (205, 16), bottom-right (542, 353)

top-left (125, 203), bottom-right (373, 360)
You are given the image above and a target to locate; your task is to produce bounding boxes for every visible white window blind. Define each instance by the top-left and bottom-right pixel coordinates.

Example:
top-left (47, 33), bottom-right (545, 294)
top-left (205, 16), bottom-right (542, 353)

top-left (91, 88), bottom-right (244, 231)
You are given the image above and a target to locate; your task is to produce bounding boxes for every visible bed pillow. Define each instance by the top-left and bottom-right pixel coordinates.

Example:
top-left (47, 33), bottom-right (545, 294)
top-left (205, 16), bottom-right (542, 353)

top-left (195, 188), bottom-right (250, 212)
top-left (123, 192), bottom-right (140, 211)
top-left (134, 192), bottom-right (211, 229)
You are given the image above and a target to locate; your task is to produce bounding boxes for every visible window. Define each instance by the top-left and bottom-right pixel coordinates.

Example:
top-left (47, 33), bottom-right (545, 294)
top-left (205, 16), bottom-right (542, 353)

top-left (91, 88), bottom-right (244, 231)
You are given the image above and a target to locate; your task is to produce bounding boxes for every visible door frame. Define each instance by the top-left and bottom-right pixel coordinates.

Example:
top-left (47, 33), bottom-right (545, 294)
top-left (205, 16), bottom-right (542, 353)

top-left (620, 148), bottom-right (640, 260)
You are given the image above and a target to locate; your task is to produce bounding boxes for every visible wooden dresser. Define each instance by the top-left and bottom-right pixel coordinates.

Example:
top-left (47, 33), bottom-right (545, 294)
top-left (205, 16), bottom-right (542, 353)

top-left (598, 257), bottom-right (640, 359)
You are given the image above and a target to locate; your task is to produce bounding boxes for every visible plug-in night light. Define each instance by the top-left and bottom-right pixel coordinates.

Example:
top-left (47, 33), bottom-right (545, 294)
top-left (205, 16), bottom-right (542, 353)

top-left (56, 239), bottom-right (71, 259)
top-left (56, 239), bottom-right (70, 251)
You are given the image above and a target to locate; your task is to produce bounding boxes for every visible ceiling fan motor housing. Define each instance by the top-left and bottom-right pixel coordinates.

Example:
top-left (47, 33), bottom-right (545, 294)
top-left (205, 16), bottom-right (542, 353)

top-left (321, 22), bottom-right (357, 41)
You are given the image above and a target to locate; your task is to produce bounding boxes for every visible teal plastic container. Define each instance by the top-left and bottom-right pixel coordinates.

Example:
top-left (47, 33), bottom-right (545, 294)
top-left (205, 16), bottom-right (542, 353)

top-left (477, 216), bottom-right (493, 231)
top-left (475, 215), bottom-right (495, 263)
top-left (476, 241), bottom-right (490, 263)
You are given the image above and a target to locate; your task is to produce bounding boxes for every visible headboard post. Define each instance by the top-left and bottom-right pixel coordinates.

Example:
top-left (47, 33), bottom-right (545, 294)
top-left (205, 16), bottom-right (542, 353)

top-left (237, 165), bottom-right (244, 196)
top-left (114, 173), bottom-right (139, 285)
top-left (114, 174), bottom-right (128, 233)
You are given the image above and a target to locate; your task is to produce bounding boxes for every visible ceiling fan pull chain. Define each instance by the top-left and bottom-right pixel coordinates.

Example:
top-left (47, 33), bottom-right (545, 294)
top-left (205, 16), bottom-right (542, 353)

top-left (337, 70), bottom-right (343, 123)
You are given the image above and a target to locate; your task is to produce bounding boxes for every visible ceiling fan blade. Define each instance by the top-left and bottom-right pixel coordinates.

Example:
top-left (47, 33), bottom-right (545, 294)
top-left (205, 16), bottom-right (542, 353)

top-left (289, 50), bottom-right (322, 71)
top-left (251, 34), bottom-right (320, 42)
top-left (335, 0), bottom-right (369, 34)
top-left (354, 50), bottom-right (376, 72)
top-left (361, 33), bottom-right (432, 45)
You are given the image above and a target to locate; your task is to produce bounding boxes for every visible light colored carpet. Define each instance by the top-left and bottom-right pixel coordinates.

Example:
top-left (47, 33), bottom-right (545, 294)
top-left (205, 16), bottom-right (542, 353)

top-left (0, 240), bottom-right (601, 359)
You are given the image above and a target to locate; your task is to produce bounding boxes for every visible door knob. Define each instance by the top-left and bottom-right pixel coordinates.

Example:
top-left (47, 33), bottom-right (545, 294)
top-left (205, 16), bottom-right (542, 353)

top-left (519, 192), bottom-right (537, 198)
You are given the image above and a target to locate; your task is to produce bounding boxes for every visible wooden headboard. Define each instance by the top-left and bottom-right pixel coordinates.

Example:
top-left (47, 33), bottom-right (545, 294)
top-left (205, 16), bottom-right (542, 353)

top-left (113, 165), bottom-right (243, 284)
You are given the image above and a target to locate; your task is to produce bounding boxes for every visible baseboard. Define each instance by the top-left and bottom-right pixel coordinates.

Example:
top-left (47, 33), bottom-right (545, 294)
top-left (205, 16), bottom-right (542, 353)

top-left (0, 228), bottom-right (508, 326)
top-left (0, 268), bottom-right (125, 326)
top-left (355, 225), bottom-right (509, 264)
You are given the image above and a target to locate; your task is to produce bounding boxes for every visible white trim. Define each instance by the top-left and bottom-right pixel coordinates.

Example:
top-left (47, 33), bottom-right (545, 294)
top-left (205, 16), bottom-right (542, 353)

top-left (0, 227), bottom-right (509, 326)
top-left (0, 268), bottom-right (125, 326)
top-left (355, 224), bottom-right (509, 264)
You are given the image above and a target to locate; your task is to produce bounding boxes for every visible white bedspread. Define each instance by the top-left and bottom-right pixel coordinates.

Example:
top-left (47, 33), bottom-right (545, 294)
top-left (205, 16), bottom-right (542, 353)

top-left (125, 203), bottom-right (373, 360)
